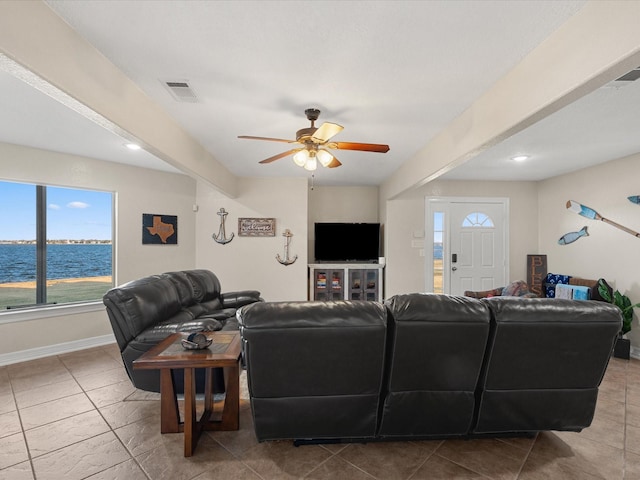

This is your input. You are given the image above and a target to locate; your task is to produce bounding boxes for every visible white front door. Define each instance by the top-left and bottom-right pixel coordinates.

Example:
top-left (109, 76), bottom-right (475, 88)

top-left (426, 198), bottom-right (508, 295)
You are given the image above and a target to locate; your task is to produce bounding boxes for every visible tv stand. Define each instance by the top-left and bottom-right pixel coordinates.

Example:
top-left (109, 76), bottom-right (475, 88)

top-left (308, 263), bottom-right (384, 302)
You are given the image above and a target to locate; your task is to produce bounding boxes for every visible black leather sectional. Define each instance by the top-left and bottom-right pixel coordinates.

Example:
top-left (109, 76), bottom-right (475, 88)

top-left (238, 293), bottom-right (621, 443)
top-left (103, 269), bottom-right (262, 392)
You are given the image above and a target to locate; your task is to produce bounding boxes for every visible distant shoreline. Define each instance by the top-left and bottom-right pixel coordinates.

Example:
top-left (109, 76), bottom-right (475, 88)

top-left (0, 276), bottom-right (112, 288)
top-left (0, 241), bottom-right (111, 245)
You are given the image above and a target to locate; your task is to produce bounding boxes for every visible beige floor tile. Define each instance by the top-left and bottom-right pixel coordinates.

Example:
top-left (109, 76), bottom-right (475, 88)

top-left (85, 379), bottom-right (137, 408)
top-left (99, 343), bottom-right (122, 362)
top-left (626, 423), bottom-right (640, 456)
top-left (99, 399), bottom-right (159, 429)
top-left (135, 434), bottom-right (240, 480)
top-left (626, 384), bottom-right (640, 407)
top-left (578, 414), bottom-right (624, 449)
top-left (338, 440), bottom-right (439, 480)
top-left (7, 357), bottom-right (66, 380)
top-left (496, 434), bottom-right (537, 452)
top-left (240, 440), bottom-right (333, 480)
top-left (74, 365), bottom-right (131, 391)
top-left (115, 416), bottom-right (180, 457)
top-left (14, 378), bottom-right (82, 409)
top-left (0, 461), bottom-right (34, 480)
top-left (625, 451), bottom-right (640, 479)
top-left (435, 438), bottom-right (529, 480)
top-left (190, 460), bottom-right (264, 480)
top-left (0, 433), bottom-right (29, 470)
top-left (20, 392), bottom-right (94, 430)
top-left (25, 410), bottom-right (110, 457)
top-left (85, 458), bottom-right (149, 480)
top-left (0, 391), bottom-right (16, 415)
top-left (59, 349), bottom-right (123, 378)
top-left (31, 431), bottom-right (130, 480)
top-left (206, 406), bottom-right (259, 456)
top-left (532, 431), bottom-right (623, 480)
top-left (593, 392), bottom-right (626, 425)
top-left (9, 367), bottom-right (75, 394)
top-left (627, 401), bottom-right (640, 428)
top-left (304, 455), bottom-right (376, 480)
top-left (0, 410), bottom-right (22, 439)
top-left (0, 368), bottom-right (12, 395)
top-left (411, 454), bottom-right (487, 479)
top-left (518, 449), bottom-right (608, 479)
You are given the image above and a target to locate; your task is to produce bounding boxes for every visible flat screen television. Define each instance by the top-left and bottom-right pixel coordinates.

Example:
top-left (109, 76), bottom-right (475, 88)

top-left (314, 223), bottom-right (380, 263)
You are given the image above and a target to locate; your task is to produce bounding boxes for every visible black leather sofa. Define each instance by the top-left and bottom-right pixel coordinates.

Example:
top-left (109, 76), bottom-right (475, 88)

top-left (103, 269), bottom-right (262, 392)
top-left (238, 293), bottom-right (621, 443)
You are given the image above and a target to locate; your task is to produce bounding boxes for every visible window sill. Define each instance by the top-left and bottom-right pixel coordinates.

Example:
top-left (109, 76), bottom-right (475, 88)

top-left (0, 301), bottom-right (104, 325)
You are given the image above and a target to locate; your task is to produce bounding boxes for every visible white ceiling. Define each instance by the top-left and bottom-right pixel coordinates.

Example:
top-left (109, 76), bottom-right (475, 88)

top-left (4, 0), bottom-right (637, 187)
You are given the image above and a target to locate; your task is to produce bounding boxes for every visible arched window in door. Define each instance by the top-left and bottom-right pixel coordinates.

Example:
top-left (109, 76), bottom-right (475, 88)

top-left (462, 212), bottom-right (494, 228)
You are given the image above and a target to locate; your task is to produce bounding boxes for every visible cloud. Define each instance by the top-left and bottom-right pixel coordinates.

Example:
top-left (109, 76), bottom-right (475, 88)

top-left (48, 203), bottom-right (61, 210)
top-left (67, 201), bottom-right (90, 209)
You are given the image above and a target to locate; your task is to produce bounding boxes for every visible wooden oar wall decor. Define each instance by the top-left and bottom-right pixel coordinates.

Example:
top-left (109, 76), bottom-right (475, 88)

top-left (566, 200), bottom-right (640, 239)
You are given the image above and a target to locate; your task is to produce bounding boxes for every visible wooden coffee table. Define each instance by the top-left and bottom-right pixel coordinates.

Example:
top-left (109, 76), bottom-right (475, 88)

top-left (133, 331), bottom-right (241, 457)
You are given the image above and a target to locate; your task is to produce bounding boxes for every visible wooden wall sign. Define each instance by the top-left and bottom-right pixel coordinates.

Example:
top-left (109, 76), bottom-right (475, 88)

top-left (527, 254), bottom-right (547, 298)
top-left (142, 214), bottom-right (177, 245)
top-left (238, 218), bottom-right (275, 237)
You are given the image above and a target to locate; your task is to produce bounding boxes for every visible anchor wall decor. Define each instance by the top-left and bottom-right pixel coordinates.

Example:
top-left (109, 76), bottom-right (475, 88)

top-left (276, 229), bottom-right (298, 266)
top-left (212, 208), bottom-right (234, 245)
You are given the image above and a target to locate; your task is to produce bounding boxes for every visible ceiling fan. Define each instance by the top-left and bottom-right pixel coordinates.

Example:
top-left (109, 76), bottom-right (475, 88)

top-left (238, 108), bottom-right (390, 171)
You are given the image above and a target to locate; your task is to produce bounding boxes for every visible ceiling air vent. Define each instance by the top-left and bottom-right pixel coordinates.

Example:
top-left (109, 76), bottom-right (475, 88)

top-left (603, 66), bottom-right (640, 89)
top-left (615, 67), bottom-right (640, 82)
top-left (162, 80), bottom-right (199, 102)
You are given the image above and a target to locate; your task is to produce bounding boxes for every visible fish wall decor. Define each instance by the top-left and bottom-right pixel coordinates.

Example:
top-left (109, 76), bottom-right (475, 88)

top-left (566, 200), bottom-right (640, 239)
top-left (628, 196), bottom-right (640, 205)
top-left (558, 226), bottom-right (589, 245)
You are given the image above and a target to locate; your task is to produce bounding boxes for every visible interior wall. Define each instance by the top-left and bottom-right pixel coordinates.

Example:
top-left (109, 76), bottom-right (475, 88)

top-left (195, 177), bottom-right (308, 302)
top-left (307, 186), bottom-right (379, 261)
top-left (538, 152), bottom-right (640, 348)
top-left (0, 142), bottom-right (197, 354)
top-left (384, 179), bottom-right (538, 297)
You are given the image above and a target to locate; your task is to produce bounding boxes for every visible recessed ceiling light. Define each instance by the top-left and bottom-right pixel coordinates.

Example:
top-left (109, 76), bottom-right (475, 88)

top-left (125, 143), bottom-right (142, 151)
top-left (511, 155), bottom-right (529, 162)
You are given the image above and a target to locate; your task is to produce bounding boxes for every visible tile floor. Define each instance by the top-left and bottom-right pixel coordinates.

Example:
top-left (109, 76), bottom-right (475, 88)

top-left (1, 344), bottom-right (639, 480)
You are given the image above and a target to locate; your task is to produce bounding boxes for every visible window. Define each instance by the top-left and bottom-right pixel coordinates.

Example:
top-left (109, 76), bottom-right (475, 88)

top-left (433, 211), bottom-right (444, 294)
top-left (0, 180), bottom-right (113, 310)
top-left (462, 212), bottom-right (494, 228)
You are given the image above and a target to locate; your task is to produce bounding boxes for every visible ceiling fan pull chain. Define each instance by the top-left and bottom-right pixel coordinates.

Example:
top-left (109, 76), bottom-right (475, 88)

top-left (311, 173), bottom-right (315, 190)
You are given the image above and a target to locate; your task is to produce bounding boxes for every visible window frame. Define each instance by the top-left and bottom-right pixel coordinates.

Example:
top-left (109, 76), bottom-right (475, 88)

top-left (0, 179), bottom-right (115, 316)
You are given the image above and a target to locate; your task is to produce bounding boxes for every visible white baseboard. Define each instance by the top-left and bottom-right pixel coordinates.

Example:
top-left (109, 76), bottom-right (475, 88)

top-left (631, 345), bottom-right (640, 360)
top-left (0, 334), bottom-right (117, 366)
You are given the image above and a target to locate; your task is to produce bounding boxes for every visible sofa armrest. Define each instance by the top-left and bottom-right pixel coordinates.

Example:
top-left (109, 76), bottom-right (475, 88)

top-left (135, 317), bottom-right (223, 343)
top-left (221, 290), bottom-right (262, 308)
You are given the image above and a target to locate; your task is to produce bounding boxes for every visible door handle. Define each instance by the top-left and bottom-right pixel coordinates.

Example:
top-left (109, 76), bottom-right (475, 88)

top-left (452, 266), bottom-right (457, 271)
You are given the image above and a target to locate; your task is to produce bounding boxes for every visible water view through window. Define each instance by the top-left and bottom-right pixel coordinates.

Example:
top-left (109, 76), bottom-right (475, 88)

top-left (0, 181), bottom-right (113, 310)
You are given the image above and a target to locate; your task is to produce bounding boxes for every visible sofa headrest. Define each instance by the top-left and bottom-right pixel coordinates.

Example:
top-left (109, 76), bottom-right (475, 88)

top-left (103, 275), bottom-right (182, 347)
top-left (385, 293), bottom-right (490, 324)
top-left (163, 271), bottom-right (197, 307)
top-left (182, 269), bottom-right (221, 303)
top-left (238, 300), bottom-right (386, 329)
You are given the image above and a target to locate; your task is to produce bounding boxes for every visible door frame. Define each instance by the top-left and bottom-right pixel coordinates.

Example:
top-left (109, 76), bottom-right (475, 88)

top-left (425, 196), bottom-right (509, 294)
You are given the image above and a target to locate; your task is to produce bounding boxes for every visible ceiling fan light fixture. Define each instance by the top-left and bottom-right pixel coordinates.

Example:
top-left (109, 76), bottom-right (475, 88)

top-left (317, 149), bottom-right (334, 167)
top-left (293, 150), bottom-right (309, 167)
top-left (303, 156), bottom-right (317, 171)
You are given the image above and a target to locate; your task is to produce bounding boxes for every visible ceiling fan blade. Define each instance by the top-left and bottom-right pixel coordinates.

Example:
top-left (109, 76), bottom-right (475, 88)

top-left (258, 148), bottom-right (302, 164)
top-left (328, 142), bottom-right (390, 153)
top-left (327, 156), bottom-right (342, 168)
top-left (238, 135), bottom-right (298, 143)
top-left (311, 122), bottom-right (344, 143)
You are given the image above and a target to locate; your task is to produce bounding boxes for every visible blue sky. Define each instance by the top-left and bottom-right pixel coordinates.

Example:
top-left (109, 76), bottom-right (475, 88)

top-left (0, 181), bottom-right (112, 240)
